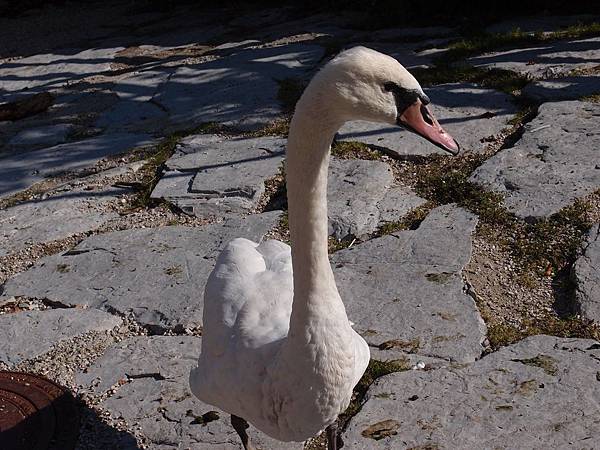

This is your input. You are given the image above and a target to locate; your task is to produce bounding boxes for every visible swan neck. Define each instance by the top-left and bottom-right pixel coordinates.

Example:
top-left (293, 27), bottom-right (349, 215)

top-left (285, 101), bottom-right (344, 328)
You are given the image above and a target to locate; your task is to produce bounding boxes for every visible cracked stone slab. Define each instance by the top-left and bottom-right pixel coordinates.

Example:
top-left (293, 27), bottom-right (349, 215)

top-left (154, 43), bottom-right (324, 130)
top-left (469, 37), bottom-right (600, 79)
top-left (0, 47), bottom-right (123, 101)
top-left (342, 335), bottom-right (600, 449)
top-left (470, 100), bottom-right (600, 219)
top-left (332, 204), bottom-right (485, 363)
top-left (151, 134), bottom-right (286, 218)
top-left (0, 184), bottom-right (131, 257)
top-left (0, 212), bottom-right (281, 332)
top-left (328, 158), bottom-right (425, 240)
top-left (0, 132), bottom-right (154, 199)
top-left (574, 224), bottom-right (600, 322)
top-left (523, 75), bottom-right (600, 102)
top-left (0, 308), bottom-right (121, 366)
top-left (337, 83), bottom-right (517, 156)
top-left (76, 336), bottom-right (301, 449)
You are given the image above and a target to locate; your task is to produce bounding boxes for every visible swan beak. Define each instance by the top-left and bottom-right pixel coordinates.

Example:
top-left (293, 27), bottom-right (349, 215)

top-left (398, 100), bottom-right (460, 155)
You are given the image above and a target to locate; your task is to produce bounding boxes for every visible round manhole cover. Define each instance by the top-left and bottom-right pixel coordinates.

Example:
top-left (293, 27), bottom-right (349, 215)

top-left (0, 371), bottom-right (79, 450)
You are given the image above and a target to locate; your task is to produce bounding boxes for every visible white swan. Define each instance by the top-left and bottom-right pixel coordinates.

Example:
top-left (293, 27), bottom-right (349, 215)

top-left (190, 46), bottom-right (459, 449)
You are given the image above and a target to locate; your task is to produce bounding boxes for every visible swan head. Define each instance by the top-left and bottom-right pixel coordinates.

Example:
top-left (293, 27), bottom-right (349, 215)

top-left (310, 46), bottom-right (459, 155)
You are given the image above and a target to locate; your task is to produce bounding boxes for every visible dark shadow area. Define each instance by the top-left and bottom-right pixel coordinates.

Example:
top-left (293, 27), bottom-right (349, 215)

top-left (0, 373), bottom-right (139, 450)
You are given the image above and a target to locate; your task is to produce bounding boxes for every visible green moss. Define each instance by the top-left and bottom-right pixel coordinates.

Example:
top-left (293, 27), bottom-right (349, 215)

top-left (377, 338), bottom-right (420, 353)
top-left (251, 118), bottom-right (290, 137)
top-left (56, 264), bottom-right (70, 273)
top-left (512, 355), bottom-right (558, 376)
top-left (331, 140), bottom-right (383, 160)
top-left (439, 23), bottom-right (600, 62)
top-left (339, 358), bottom-right (410, 429)
top-left (164, 265), bottom-right (183, 277)
top-left (487, 323), bottom-right (525, 350)
top-left (582, 93), bottom-right (600, 103)
top-left (375, 203), bottom-right (433, 236)
top-left (487, 316), bottom-right (600, 351)
top-left (411, 65), bottom-right (529, 95)
top-left (130, 122), bottom-right (222, 209)
top-left (328, 236), bottom-right (355, 253)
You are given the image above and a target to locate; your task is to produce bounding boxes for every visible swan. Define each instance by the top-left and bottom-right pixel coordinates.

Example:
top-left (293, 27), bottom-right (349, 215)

top-left (190, 46), bottom-right (459, 450)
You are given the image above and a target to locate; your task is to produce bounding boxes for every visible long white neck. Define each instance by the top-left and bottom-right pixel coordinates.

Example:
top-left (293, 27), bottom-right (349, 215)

top-left (283, 86), bottom-right (352, 348)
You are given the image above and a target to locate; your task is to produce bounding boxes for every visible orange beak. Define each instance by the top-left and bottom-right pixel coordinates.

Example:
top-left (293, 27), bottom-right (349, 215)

top-left (398, 99), bottom-right (460, 155)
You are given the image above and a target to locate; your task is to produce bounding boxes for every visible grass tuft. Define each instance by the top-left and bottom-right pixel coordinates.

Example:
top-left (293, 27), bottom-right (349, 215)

top-left (331, 141), bottom-right (384, 160)
top-left (439, 22), bottom-right (600, 62)
top-left (487, 316), bottom-right (600, 351)
top-left (410, 65), bottom-right (529, 95)
top-left (130, 122), bottom-right (222, 209)
top-left (339, 358), bottom-right (410, 429)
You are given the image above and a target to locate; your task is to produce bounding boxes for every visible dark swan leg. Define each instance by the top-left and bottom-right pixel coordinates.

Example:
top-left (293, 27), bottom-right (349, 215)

top-left (231, 415), bottom-right (255, 450)
top-left (326, 421), bottom-right (338, 450)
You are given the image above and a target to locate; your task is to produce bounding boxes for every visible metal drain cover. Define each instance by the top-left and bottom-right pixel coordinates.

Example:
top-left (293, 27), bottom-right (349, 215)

top-left (0, 371), bottom-right (79, 450)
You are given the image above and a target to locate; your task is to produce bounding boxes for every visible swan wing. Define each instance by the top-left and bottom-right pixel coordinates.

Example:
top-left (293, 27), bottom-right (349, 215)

top-left (200, 237), bottom-right (293, 359)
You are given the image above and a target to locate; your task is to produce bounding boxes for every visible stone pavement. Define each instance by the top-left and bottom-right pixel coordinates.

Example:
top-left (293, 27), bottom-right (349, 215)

top-left (1, 3), bottom-right (599, 449)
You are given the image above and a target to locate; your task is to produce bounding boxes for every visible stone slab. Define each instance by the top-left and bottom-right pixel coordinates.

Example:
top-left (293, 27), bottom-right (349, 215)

top-left (151, 135), bottom-right (286, 218)
top-left (328, 159), bottom-right (425, 240)
top-left (0, 132), bottom-right (153, 199)
top-left (0, 184), bottom-right (130, 257)
top-left (0, 308), bottom-right (121, 365)
top-left (0, 47), bottom-right (123, 101)
top-left (332, 204), bottom-right (485, 363)
top-left (76, 336), bottom-right (301, 449)
top-left (8, 123), bottom-right (74, 147)
top-left (469, 36), bottom-right (600, 79)
top-left (522, 75), bottom-right (600, 102)
top-left (574, 224), bottom-right (600, 322)
top-left (154, 44), bottom-right (324, 130)
top-left (94, 100), bottom-right (167, 132)
top-left (470, 100), bottom-right (600, 219)
top-left (342, 335), bottom-right (600, 449)
top-left (337, 83), bottom-right (517, 156)
top-left (0, 212), bottom-right (281, 332)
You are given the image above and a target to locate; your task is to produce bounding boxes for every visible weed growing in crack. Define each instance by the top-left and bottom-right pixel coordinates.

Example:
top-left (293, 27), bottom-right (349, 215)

top-left (331, 141), bottom-right (384, 160)
top-left (439, 22), bottom-right (600, 62)
top-left (338, 358), bottom-right (410, 431)
top-left (486, 315), bottom-right (600, 351)
top-left (130, 122), bottom-right (221, 209)
top-left (375, 203), bottom-right (434, 236)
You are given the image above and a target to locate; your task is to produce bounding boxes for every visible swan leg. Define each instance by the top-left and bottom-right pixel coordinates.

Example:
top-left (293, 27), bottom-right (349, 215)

top-left (326, 421), bottom-right (338, 450)
top-left (231, 415), bottom-right (255, 450)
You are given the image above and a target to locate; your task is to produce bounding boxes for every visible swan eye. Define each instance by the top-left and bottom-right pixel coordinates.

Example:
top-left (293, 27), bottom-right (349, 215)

top-left (383, 82), bottom-right (397, 92)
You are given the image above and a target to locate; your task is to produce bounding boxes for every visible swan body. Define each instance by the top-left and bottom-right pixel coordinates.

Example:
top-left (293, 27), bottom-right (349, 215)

top-left (190, 46), bottom-right (459, 444)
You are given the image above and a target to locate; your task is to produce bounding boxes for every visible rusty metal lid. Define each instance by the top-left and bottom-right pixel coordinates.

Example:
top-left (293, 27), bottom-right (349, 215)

top-left (0, 371), bottom-right (79, 450)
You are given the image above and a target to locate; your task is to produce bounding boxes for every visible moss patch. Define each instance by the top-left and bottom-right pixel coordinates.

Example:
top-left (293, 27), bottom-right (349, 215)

top-left (487, 316), bottom-right (600, 351)
top-left (375, 202), bottom-right (434, 236)
top-left (410, 65), bottom-right (529, 95)
top-left (331, 140), bottom-right (384, 160)
top-left (339, 358), bottom-right (410, 430)
top-left (439, 22), bottom-right (600, 62)
top-left (130, 122), bottom-right (222, 209)
top-left (512, 355), bottom-right (558, 376)
top-left (582, 93), bottom-right (600, 103)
